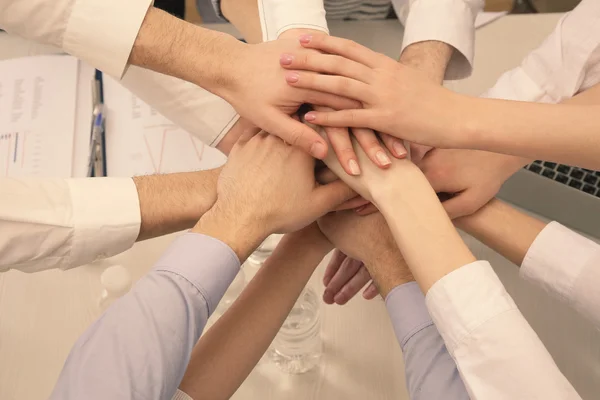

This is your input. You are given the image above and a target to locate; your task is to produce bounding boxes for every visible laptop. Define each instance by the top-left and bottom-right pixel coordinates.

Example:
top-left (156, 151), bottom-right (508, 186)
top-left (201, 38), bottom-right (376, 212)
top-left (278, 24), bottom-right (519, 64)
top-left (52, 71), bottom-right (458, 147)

top-left (499, 163), bottom-right (600, 238)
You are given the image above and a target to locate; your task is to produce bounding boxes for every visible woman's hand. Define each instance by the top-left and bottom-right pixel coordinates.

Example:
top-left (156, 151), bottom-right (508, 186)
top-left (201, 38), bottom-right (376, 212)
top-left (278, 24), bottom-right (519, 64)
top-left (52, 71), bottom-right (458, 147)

top-left (280, 34), bottom-right (472, 149)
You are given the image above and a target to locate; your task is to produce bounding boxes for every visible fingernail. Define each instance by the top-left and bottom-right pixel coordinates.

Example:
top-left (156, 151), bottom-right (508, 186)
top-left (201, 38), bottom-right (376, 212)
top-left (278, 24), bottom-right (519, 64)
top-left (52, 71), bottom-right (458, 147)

top-left (334, 293), bottom-right (346, 304)
top-left (348, 159), bottom-right (361, 176)
top-left (355, 205), bottom-right (367, 213)
top-left (304, 112), bottom-right (316, 121)
top-left (299, 34), bottom-right (312, 44)
top-left (280, 53), bottom-right (294, 65)
top-left (310, 141), bottom-right (327, 159)
top-left (376, 151), bottom-right (392, 166)
top-left (393, 140), bottom-right (407, 158)
top-left (285, 72), bottom-right (299, 83)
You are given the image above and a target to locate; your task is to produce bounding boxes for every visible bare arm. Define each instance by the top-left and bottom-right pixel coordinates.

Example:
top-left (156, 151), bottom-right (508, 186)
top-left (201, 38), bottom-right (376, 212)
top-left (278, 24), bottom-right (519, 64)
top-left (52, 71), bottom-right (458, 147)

top-left (178, 225), bottom-right (332, 400)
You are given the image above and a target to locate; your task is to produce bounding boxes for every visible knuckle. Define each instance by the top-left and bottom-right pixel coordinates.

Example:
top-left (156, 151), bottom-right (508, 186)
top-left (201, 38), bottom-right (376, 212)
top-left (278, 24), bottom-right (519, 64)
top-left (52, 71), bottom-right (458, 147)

top-left (287, 127), bottom-right (305, 146)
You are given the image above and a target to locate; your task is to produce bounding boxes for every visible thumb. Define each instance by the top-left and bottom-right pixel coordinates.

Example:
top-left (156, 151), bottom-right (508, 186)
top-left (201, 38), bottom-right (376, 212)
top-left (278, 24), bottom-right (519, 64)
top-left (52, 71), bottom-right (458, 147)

top-left (311, 180), bottom-right (357, 216)
top-left (260, 109), bottom-right (328, 159)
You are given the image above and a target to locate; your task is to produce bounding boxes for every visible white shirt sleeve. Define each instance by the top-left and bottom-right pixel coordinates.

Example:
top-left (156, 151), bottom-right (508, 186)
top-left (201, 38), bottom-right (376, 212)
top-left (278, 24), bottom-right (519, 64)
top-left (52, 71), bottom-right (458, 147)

top-left (120, 66), bottom-right (239, 147)
top-left (482, 0), bottom-right (600, 102)
top-left (521, 222), bottom-right (600, 330)
top-left (426, 260), bottom-right (581, 400)
top-left (0, 0), bottom-right (153, 79)
top-left (258, 0), bottom-right (329, 42)
top-left (0, 178), bottom-right (141, 273)
top-left (395, 0), bottom-right (483, 80)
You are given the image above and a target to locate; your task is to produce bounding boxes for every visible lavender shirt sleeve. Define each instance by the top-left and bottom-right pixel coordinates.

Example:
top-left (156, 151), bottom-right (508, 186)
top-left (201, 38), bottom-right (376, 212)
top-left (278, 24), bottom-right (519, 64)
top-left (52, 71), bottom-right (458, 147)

top-left (385, 282), bottom-right (469, 400)
top-left (49, 233), bottom-right (240, 400)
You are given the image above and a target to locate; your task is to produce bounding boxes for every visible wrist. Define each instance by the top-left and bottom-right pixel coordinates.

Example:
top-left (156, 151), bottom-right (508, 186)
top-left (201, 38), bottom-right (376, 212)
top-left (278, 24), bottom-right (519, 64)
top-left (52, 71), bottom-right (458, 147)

top-left (370, 160), bottom-right (429, 208)
top-left (367, 254), bottom-right (414, 298)
top-left (399, 41), bottom-right (453, 84)
top-left (192, 201), bottom-right (267, 261)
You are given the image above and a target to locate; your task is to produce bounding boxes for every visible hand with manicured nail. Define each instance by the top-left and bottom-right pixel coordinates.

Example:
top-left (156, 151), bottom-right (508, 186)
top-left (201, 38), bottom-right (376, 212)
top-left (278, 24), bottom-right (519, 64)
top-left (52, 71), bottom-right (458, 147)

top-left (318, 210), bottom-right (414, 300)
top-left (279, 34), bottom-right (469, 149)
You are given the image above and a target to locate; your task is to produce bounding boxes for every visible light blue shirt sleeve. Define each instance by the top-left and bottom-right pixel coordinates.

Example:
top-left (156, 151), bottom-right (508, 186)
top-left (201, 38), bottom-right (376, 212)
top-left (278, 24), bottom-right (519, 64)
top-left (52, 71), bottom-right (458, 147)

top-left (385, 281), bottom-right (469, 400)
top-left (49, 233), bottom-right (240, 400)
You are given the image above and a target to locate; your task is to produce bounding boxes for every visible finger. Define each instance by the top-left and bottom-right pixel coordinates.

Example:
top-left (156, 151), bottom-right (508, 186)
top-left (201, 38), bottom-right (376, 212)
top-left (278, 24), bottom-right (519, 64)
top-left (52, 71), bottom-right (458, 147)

top-left (298, 34), bottom-right (390, 69)
top-left (304, 109), bottom-right (372, 129)
top-left (323, 249), bottom-right (347, 287)
top-left (354, 203), bottom-right (378, 215)
top-left (286, 71), bottom-right (372, 103)
top-left (324, 257), bottom-right (363, 304)
top-left (260, 110), bottom-right (328, 159)
top-left (301, 88), bottom-right (362, 111)
top-left (353, 128), bottom-right (391, 169)
top-left (334, 265), bottom-right (371, 305)
top-left (326, 126), bottom-right (361, 176)
top-left (380, 133), bottom-right (408, 159)
top-left (312, 179), bottom-right (357, 215)
top-left (362, 281), bottom-right (379, 300)
top-left (410, 143), bottom-right (434, 164)
top-left (335, 196), bottom-right (370, 211)
top-left (280, 52), bottom-right (373, 83)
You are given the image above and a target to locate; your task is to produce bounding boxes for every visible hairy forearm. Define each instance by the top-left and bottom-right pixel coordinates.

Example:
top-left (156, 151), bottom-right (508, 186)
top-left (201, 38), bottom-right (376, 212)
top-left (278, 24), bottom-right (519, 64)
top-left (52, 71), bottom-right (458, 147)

top-left (367, 255), bottom-right (414, 298)
top-left (455, 199), bottom-right (547, 267)
top-left (463, 83), bottom-right (600, 170)
top-left (129, 7), bottom-right (243, 94)
top-left (373, 163), bottom-right (475, 293)
top-left (178, 227), bottom-right (331, 400)
top-left (400, 41), bottom-right (453, 84)
top-left (134, 169), bottom-right (219, 241)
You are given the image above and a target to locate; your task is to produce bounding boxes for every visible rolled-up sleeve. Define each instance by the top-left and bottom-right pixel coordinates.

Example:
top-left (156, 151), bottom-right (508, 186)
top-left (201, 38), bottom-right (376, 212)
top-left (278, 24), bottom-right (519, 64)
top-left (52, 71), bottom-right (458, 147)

top-left (399, 0), bottom-right (483, 80)
top-left (0, 0), bottom-right (153, 78)
top-left (49, 233), bottom-right (241, 400)
top-left (386, 282), bottom-right (468, 400)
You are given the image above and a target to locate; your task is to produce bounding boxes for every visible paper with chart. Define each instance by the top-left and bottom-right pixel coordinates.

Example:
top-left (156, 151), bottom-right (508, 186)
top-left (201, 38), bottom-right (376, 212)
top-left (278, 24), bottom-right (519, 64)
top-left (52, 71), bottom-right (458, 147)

top-left (102, 77), bottom-right (226, 177)
top-left (0, 56), bottom-right (78, 177)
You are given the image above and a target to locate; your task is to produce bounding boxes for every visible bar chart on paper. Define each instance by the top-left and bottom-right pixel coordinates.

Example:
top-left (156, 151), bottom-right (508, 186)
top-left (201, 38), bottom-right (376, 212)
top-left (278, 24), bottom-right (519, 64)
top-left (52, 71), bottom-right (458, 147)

top-left (102, 78), bottom-right (226, 177)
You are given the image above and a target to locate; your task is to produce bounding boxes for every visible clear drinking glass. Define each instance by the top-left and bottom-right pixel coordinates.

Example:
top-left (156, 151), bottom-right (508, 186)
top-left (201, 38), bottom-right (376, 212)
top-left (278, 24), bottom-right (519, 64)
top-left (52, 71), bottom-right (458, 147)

top-left (269, 284), bottom-right (322, 374)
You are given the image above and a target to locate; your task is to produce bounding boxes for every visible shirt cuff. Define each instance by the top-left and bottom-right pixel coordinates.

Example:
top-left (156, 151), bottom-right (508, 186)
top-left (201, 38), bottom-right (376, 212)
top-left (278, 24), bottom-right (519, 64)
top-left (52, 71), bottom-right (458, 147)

top-left (401, 0), bottom-right (482, 80)
top-left (481, 66), bottom-right (554, 102)
top-left (63, 0), bottom-right (154, 79)
top-left (153, 233), bottom-right (241, 316)
top-left (521, 222), bottom-right (599, 305)
top-left (171, 389), bottom-right (193, 400)
top-left (385, 281), bottom-right (433, 349)
top-left (258, 0), bottom-right (329, 42)
top-left (425, 260), bottom-right (517, 353)
top-left (67, 178), bottom-right (141, 270)
top-left (210, 0), bottom-right (229, 22)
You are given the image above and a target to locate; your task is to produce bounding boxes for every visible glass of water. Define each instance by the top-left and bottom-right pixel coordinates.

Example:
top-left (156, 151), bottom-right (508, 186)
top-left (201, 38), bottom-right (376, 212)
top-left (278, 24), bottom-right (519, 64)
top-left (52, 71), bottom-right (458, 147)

top-left (269, 284), bottom-right (322, 374)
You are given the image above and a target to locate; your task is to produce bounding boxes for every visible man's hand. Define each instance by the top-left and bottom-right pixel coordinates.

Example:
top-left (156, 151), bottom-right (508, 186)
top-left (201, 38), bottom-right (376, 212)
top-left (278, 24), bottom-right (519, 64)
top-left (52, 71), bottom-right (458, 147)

top-left (321, 250), bottom-right (378, 305)
top-left (318, 211), bottom-right (414, 300)
top-left (417, 149), bottom-right (529, 218)
top-left (194, 130), bottom-right (355, 260)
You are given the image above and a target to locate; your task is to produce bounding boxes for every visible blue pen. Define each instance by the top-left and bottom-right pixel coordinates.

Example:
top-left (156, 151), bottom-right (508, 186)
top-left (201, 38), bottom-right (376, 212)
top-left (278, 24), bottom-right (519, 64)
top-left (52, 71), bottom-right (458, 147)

top-left (87, 104), bottom-right (105, 177)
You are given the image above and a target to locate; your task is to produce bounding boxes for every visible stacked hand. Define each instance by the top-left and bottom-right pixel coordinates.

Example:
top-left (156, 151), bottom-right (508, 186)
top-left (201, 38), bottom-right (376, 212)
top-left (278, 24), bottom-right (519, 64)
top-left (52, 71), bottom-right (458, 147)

top-left (278, 34), bottom-right (471, 149)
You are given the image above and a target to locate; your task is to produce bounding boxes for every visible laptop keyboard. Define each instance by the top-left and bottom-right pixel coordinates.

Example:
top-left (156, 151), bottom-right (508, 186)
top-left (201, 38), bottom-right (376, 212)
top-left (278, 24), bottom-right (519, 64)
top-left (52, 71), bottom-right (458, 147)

top-left (525, 161), bottom-right (600, 197)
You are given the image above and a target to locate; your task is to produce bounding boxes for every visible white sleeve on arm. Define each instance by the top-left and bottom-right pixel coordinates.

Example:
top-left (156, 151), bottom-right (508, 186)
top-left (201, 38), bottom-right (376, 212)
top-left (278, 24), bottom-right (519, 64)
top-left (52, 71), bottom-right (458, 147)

top-left (482, 0), bottom-right (600, 102)
top-left (120, 66), bottom-right (239, 147)
top-left (0, 178), bottom-right (140, 273)
top-left (0, 0), bottom-right (153, 78)
top-left (521, 222), bottom-right (600, 330)
top-left (396, 0), bottom-right (484, 80)
top-left (258, 0), bottom-right (328, 42)
top-left (426, 261), bottom-right (581, 400)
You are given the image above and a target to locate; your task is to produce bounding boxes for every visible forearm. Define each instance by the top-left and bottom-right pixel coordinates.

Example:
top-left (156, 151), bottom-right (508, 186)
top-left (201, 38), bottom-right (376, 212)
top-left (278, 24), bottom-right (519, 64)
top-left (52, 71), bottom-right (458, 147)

top-left (134, 169), bottom-right (220, 241)
top-left (129, 7), bottom-right (243, 95)
top-left (179, 227), bottom-right (331, 400)
top-left (373, 163), bottom-right (475, 293)
top-left (455, 199), bottom-right (547, 267)
top-left (463, 84), bottom-right (600, 170)
top-left (400, 41), bottom-right (454, 84)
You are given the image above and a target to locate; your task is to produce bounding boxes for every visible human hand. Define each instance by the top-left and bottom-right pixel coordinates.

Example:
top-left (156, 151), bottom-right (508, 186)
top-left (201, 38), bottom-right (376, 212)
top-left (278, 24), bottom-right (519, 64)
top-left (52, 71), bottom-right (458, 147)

top-left (321, 250), bottom-right (379, 305)
top-left (197, 130), bottom-right (355, 255)
top-left (417, 149), bottom-right (529, 218)
top-left (318, 210), bottom-right (413, 299)
top-left (280, 34), bottom-right (472, 149)
top-left (214, 38), bottom-right (362, 159)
